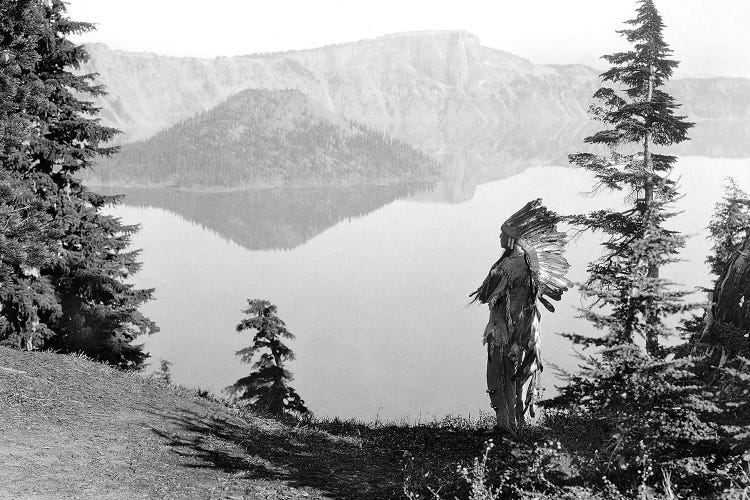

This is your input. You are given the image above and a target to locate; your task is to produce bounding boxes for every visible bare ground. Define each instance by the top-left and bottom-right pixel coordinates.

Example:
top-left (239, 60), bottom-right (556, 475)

top-left (0, 347), bottom-right (491, 500)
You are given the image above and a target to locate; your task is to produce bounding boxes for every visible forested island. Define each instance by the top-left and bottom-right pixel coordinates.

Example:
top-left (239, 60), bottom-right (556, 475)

top-left (90, 88), bottom-right (441, 188)
top-left (2, 1), bottom-right (750, 499)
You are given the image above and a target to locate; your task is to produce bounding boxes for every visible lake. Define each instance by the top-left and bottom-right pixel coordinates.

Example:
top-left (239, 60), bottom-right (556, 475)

top-left (104, 156), bottom-right (750, 421)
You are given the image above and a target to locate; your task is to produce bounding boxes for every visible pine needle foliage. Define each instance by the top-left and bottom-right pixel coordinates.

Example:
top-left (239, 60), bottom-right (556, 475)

top-left (0, 172), bottom-right (51, 274)
top-left (678, 178), bottom-right (750, 350)
top-left (707, 178), bottom-right (750, 282)
top-left (544, 1), bottom-right (721, 493)
top-left (0, 0), bottom-right (157, 367)
top-left (226, 299), bottom-right (308, 415)
top-left (561, 0), bottom-right (694, 356)
top-left (565, 0), bottom-right (694, 357)
top-left (0, 170), bottom-right (56, 348)
top-left (696, 183), bottom-right (750, 467)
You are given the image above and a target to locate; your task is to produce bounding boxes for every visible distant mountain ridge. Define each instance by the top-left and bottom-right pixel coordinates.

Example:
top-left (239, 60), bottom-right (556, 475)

top-left (81, 30), bottom-right (750, 153)
top-left (91, 89), bottom-right (439, 188)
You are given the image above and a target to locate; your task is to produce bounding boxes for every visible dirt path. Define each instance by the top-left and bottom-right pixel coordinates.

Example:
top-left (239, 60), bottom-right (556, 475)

top-left (0, 348), bottom-right (381, 499)
top-left (0, 348), bottom-right (492, 499)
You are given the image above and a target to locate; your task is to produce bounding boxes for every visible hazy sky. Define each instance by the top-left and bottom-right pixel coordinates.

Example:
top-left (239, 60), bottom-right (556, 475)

top-left (67, 0), bottom-right (750, 78)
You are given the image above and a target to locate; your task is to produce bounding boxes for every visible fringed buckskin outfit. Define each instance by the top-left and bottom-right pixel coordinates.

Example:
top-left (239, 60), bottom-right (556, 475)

top-left (471, 199), bottom-right (571, 431)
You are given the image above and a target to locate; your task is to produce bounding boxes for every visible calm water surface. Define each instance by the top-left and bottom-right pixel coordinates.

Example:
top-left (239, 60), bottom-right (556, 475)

top-left (106, 157), bottom-right (750, 420)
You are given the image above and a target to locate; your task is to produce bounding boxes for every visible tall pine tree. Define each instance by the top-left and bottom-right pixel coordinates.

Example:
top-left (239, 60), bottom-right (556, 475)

top-left (545, 1), bottom-right (718, 493)
top-left (0, 0), bottom-right (56, 349)
top-left (563, 0), bottom-right (693, 355)
top-left (0, 0), bottom-right (157, 367)
top-left (226, 299), bottom-right (308, 415)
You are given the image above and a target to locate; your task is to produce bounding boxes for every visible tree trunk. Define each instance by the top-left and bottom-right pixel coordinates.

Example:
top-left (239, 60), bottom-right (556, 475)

top-left (267, 380), bottom-right (286, 415)
top-left (643, 61), bottom-right (655, 212)
top-left (643, 60), bottom-right (661, 357)
top-left (703, 235), bottom-right (750, 353)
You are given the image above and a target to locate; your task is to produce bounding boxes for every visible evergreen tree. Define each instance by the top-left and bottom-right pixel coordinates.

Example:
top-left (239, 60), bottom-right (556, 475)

top-left (557, 0), bottom-right (693, 355)
top-left (226, 299), bottom-right (308, 415)
top-left (697, 182), bottom-right (750, 464)
top-left (683, 178), bottom-right (750, 347)
top-left (0, 172), bottom-right (50, 278)
top-left (545, 1), bottom-right (718, 492)
top-left (0, 170), bottom-right (56, 349)
top-left (0, 0), bottom-right (157, 367)
top-left (0, 0), bottom-right (57, 349)
top-left (156, 358), bottom-right (173, 384)
top-left (565, 0), bottom-right (694, 355)
top-left (707, 178), bottom-right (750, 281)
top-left (678, 179), bottom-right (750, 345)
top-left (561, 0), bottom-right (693, 354)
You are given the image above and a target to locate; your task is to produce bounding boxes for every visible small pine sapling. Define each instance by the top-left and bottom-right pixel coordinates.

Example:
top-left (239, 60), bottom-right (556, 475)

top-left (157, 359), bottom-right (173, 384)
top-left (226, 299), bottom-right (308, 415)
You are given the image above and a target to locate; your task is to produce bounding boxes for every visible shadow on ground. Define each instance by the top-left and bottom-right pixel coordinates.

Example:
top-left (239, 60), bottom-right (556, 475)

top-left (146, 405), bottom-right (492, 499)
top-left (146, 406), bottom-right (401, 498)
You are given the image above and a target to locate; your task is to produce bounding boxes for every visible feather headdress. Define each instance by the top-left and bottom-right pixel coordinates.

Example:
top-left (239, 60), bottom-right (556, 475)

top-left (471, 199), bottom-right (571, 312)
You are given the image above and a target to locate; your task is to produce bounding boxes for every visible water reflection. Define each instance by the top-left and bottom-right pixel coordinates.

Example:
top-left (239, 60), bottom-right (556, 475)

top-left (106, 158), bottom-right (750, 420)
top-left (91, 119), bottom-right (750, 420)
top-left (409, 119), bottom-right (750, 203)
top-left (101, 184), bottom-right (431, 251)
top-left (98, 120), bottom-right (750, 233)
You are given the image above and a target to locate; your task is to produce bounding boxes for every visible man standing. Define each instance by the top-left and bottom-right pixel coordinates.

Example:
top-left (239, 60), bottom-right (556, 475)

top-left (471, 199), bottom-right (571, 431)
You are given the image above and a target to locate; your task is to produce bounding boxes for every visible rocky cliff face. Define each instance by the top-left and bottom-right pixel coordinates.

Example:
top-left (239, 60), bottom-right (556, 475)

top-left (80, 31), bottom-right (599, 148)
top-left (81, 30), bottom-right (750, 199)
top-left (82, 31), bottom-right (750, 152)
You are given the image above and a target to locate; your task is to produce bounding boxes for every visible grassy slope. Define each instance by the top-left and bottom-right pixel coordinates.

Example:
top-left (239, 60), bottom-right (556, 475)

top-left (0, 347), bottom-right (495, 500)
